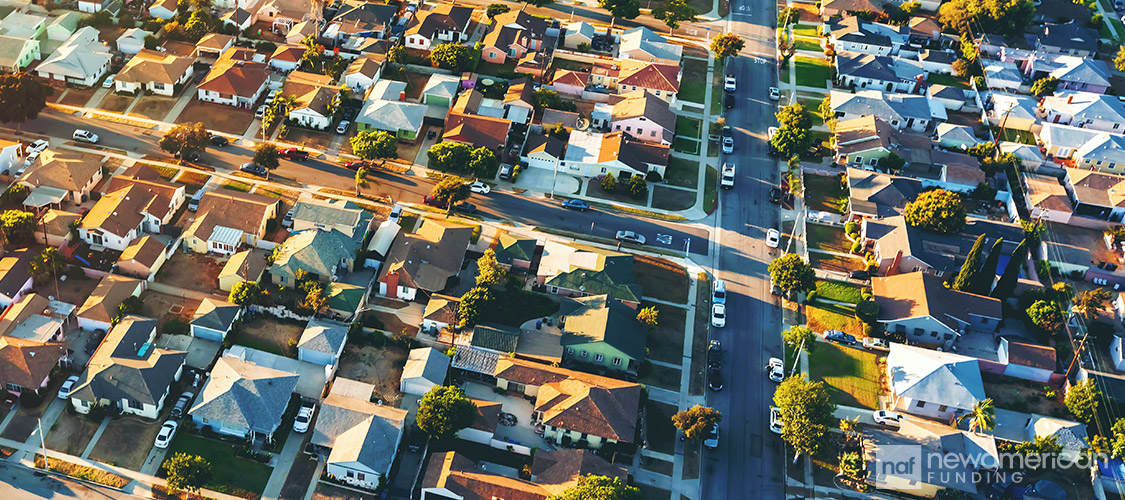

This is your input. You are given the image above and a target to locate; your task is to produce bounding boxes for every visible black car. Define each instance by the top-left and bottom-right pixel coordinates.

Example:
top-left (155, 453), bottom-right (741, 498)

top-left (453, 202), bottom-right (478, 214)
top-left (708, 365), bottom-right (724, 391)
top-left (342, 108), bottom-right (357, 121)
top-left (209, 135), bottom-right (229, 147)
top-left (240, 163), bottom-right (267, 176)
top-left (724, 93), bottom-right (734, 109)
top-left (849, 270), bottom-right (871, 280)
top-left (769, 187), bottom-right (782, 204)
top-left (767, 142), bottom-right (780, 157)
top-left (825, 330), bottom-right (857, 345)
top-left (708, 340), bottom-right (722, 368)
top-left (174, 150), bottom-right (200, 162)
top-left (170, 392), bottom-right (194, 419)
top-left (84, 330), bottom-right (107, 355)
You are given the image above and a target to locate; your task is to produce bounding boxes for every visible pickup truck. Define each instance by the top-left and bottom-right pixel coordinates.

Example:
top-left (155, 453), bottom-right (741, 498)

top-left (280, 147), bottom-right (309, 161)
top-left (862, 337), bottom-right (890, 351)
top-left (720, 163), bottom-right (735, 189)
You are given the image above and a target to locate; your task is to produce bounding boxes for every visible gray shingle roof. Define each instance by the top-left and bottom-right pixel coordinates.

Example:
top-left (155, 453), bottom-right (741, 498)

top-left (189, 357), bottom-right (299, 435)
top-left (191, 298), bottom-right (240, 332)
top-left (312, 391), bottom-right (407, 475)
top-left (297, 318), bottom-right (349, 355)
top-left (401, 347), bottom-right (450, 386)
top-left (886, 343), bottom-right (985, 411)
top-left (70, 316), bottom-right (186, 406)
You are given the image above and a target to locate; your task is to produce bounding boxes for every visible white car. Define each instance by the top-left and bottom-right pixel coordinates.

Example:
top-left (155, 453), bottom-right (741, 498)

top-left (703, 423), bottom-right (719, 449)
top-left (863, 337), bottom-right (890, 351)
top-left (72, 129), bottom-right (98, 143)
top-left (58, 375), bottom-right (80, 399)
top-left (711, 303), bottom-right (726, 328)
top-left (102, 74), bottom-right (115, 89)
top-left (769, 86), bottom-right (780, 101)
top-left (255, 105), bottom-right (268, 118)
top-left (28, 140), bottom-right (49, 153)
top-left (293, 403), bottom-right (316, 433)
top-left (336, 120), bottom-right (351, 134)
top-left (767, 357), bottom-right (784, 383)
top-left (24, 151), bottom-right (39, 167)
top-left (769, 407), bottom-right (784, 434)
top-left (873, 410), bottom-right (903, 427)
top-left (724, 74), bottom-right (736, 92)
top-left (470, 182), bottom-right (491, 194)
top-left (615, 230), bottom-right (645, 245)
top-left (712, 280), bottom-right (726, 305)
top-left (766, 228), bottom-right (780, 248)
top-left (722, 136), bottom-right (734, 154)
top-left (154, 420), bottom-right (178, 449)
top-left (720, 163), bottom-right (735, 189)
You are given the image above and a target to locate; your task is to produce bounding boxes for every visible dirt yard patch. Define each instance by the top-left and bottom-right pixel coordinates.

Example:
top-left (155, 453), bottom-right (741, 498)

top-left (139, 291), bottom-right (201, 333)
top-left (371, 310), bottom-right (420, 337)
top-left (59, 87), bottom-right (97, 107)
top-left (635, 256), bottom-right (690, 304)
top-left (337, 343), bottom-right (408, 404)
top-left (1, 399), bottom-right (51, 442)
top-left (177, 100), bottom-right (256, 135)
top-left (52, 272), bottom-right (102, 308)
top-left (312, 482), bottom-right (369, 500)
top-left (284, 128), bottom-right (334, 150)
top-left (131, 96), bottom-right (178, 121)
top-left (230, 316), bottom-right (306, 357)
top-left (99, 93), bottom-right (135, 113)
top-left (88, 415), bottom-right (162, 470)
top-left (644, 302), bottom-right (687, 365)
top-left (44, 410), bottom-right (102, 456)
top-left (156, 252), bottom-right (224, 294)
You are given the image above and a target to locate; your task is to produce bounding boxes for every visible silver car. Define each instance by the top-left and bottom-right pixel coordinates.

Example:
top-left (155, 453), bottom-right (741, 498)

top-left (615, 230), bottom-right (645, 245)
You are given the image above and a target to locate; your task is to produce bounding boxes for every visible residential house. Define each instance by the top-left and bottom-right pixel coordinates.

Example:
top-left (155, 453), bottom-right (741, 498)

top-left (983, 60), bottom-right (1025, 92)
top-left (559, 295), bottom-right (646, 373)
top-left (344, 55), bottom-right (384, 95)
top-left (563, 21), bottom-right (595, 49)
top-left (543, 109), bottom-right (580, 129)
top-left (865, 417), bottom-right (997, 496)
top-left (269, 45), bottom-right (305, 72)
top-left (106, 164), bottom-right (186, 214)
top-left (76, 274), bottom-right (144, 332)
top-left (0, 139), bottom-right (19, 176)
top-left (117, 236), bottom-right (168, 281)
top-left (1043, 125), bottom-right (1125, 173)
top-left (256, 0), bottom-right (322, 35)
top-left (562, 130), bottom-right (669, 178)
top-left (1041, 92), bottom-right (1125, 133)
top-left (195, 33), bottom-right (235, 58)
top-left (443, 110), bottom-right (512, 151)
top-left (835, 51), bottom-right (924, 93)
top-left (846, 167), bottom-right (924, 218)
top-left (618, 27), bottom-right (681, 66)
top-left (189, 356), bottom-right (298, 440)
top-left (183, 191), bottom-right (279, 255)
top-left (377, 219), bottom-right (472, 300)
top-left (523, 134), bottom-right (565, 171)
top-left (492, 356), bottom-right (640, 449)
top-left (493, 233), bottom-right (537, 272)
top-left (0, 12), bottom-right (45, 72)
top-left (1062, 167), bottom-right (1125, 221)
top-left (983, 92), bottom-right (1041, 132)
top-left (829, 90), bottom-right (933, 132)
top-left (284, 20), bottom-right (319, 46)
top-left (311, 378), bottom-right (408, 490)
top-left (78, 184), bottom-right (172, 251)
top-left (190, 298), bottom-right (241, 342)
top-left (400, 347), bottom-right (449, 396)
top-left (999, 141), bottom-right (1044, 169)
top-left (421, 73), bottom-right (459, 108)
top-left (357, 80), bottom-right (428, 140)
top-left (36, 27), bottom-right (111, 87)
top-left (463, 322), bottom-right (565, 365)
top-left (1024, 173), bottom-right (1074, 224)
top-left (78, 0), bottom-right (120, 14)
top-left (114, 49), bottom-right (194, 96)
top-left (422, 449), bottom-right (625, 500)
top-left (1027, 22), bottom-right (1099, 57)
top-left (218, 250), bottom-right (267, 292)
top-left (291, 199), bottom-right (373, 242)
top-left (220, 8), bottom-right (255, 31)
top-left (537, 241), bottom-right (642, 307)
top-left (115, 28), bottom-right (149, 55)
top-left (616, 62), bottom-right (679, 106)
top-left (324, 1), bottom-right (399, 51)
top-left (820, 0), bottom-right (881, 19)
top-left (1023, 53), bottom-right (1111, 94)
top-left (197, 48), bottom-right (271, 108)
top-left (926, 84), bottom-right (968, 112)
top-left (269, 228), bottom-right (359, 287)
top-left (552, 70), bottom-right (589, 97)
top-left (828, 17), bottom-right (906, 57)
top-left (0, 248), bottom-right (33, 311)
top-left (46, 12), bottom-right (81, 42)
top-left (610, 90), bottom-right (675, 145)
top-left (862, 215), bottom-right (1023, 276)
top-left (404, 4), bottom-right (474, 50)
top-left (297, 318), bottom-right (348, 367)
top-left (886, 342), bottom-right (986, 420)
top-left (283, 71), bottom-right (341, 130)
top-left (35, 209), bottom-right (81, 247)
top-left (0, 334), bottom-right (66, 397)
top-left (420, 295), bottom-right (458, 334)
top-left (873, 272), bottom-right (1002, 348)
top-left (324, 281), bottom-right (366, 320)
top-left (831, 115), bottom-right (902, 168)
top-left (997, 338), bottom-right (1057, 382)
top-left (916, 49), bottom-right (956, 75)
top-left (19, 151), bottom-right (103, 206)
top-left (501, 79), bottom-right (535, 124)
top-left (934, 123), bottom-right (978, 150)
top-left (148, 0), bottom-right (178, 18)
top-left (70, 316), bottom-right (186, 419)
top-left (481, 9), bottom-right (551, 65)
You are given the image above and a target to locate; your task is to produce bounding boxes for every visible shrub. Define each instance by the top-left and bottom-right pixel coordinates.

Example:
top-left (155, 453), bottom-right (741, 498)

top-left (855, 299), bottom-right (880, 324)
top-left (601, 174), bottom-right (617, 192)
top-left (844, 221), bottom-right (858, 235)
top-left (850, 240), bottom-right (863, 254)
top-left (806, 291), bottom-right (819, 303)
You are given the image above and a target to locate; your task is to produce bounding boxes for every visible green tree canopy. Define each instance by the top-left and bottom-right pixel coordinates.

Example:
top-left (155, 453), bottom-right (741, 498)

top-left (671, 405), bottom-right (722, 439)
top-left (29, 248), bottom-right (64, 285)
top-left (431, 176), bottom-right (472, 212)
top-left (782, 325), bottom-right (816, 353)
top-left (599, 0), bottom-right (640, 26)
top-left (652, 0), bottom-right (696, 32)
top-left (0, 210), bottom-right (35, 245)
top-left (768, 254), bottom-right (815, 299)
top-left (0, 72), bottom-right (54, 130)
top-left (627, 176), bottom-right (648, 199)
top-left (971, 237), bottom-right (1004, 295)
top-left (1026, 300), bottom-right (1064, 335)
top-left (854, 299), bottom-right (880, 324)
top-left (430, 43), bottom-right (473, 72)
top-left (468, 147), bottom-right (499, 178)
top-left (636, 306), bottom-right (659, 329)
top-left (458, 286), bottom-right (494, 329)
top-left (1031, 77), bottom-right (1060, 97)
top-left (486, 3), bottom-right (511, 19)
top-left (158, 122), bottom-right (210, 156)
top-left (427, 142), bottom-right (473, 173)
top-left (1076, 288), bottom-right (1113, 320)
top-left (163, 453), bottom-right (211, 493)
top-left (416, 385), bottom-right (478, 439)
top-left (1065, 379), bottom-right (1101, 423)
top-left (903, 189), bottom-right (967, 234)
top-left (956, 398), bottom-right (996, 433)
top-left (547, 475), bottom-right (642, 500)
top-left (1111, 418), bottom-right (1125, 458)
top-left (475, 249), bottom-right (504, 287)
top-left (991, 238), bottom-right (1028, 299)
top-left (776, 103), bottom-right (812, 131)
top-left (709, 32), bottom-right (745, 60)
top-left (769, 125), bottom-right (810, 159)
top-left (774, 377), bottom-right (837, 457)
top-left (952, 234), bottom-right (987, 292)
top-left (229, 280), bottom-right (262, 306)
top-left (253, 142), bottom-right (280, 171)
top-left (938, 0), bottom-right (1035, 36)
top-left (350, 130), bottom-right (398, 160)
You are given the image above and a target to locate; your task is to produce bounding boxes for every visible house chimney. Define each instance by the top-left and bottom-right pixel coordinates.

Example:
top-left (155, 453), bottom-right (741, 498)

top-left (399, 91), bottom-right (405, 101)
top-left (1068, 95), bottom-right (1073, 104)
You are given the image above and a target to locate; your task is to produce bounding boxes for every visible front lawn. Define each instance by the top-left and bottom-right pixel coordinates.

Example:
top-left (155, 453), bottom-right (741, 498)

top-left (792, 23), bottom-right (819, 38)
top-left (808, 342), bottom-right (881, 410)
top-left (793, 37), bottom-right (821, 52)
top-left (672, 137), bottom-right (700, 155)
top-left (925, 72), bottom-right (970, 90)
top-left (675, 116), bottom-right (702, 140)
top-left (680, 58), bottom-right (708, 104)
top-left (664, 157), bottom-right (700, 188)
top-left (162, 433), bottom-right (273, 498)
top-left (806, 223), bottom-right (851, 253)
top-left (177, 100), bottom-right (257, 135)
top-left (806, 302), bottom-right (871, 338)
top-left (477, 288), bottom-right (561, 327)
top-left (989, 126), bottom-right (1036, 145)
top-left (651, 185), bottom-right (695, 211)
top-left (634, 255), bottom-right (690, 303)
top-left (704, 167), bottom-right (718, 214)
top-left (804, 173), bottom-right (848, 214)
top-left (643, 302), bottom-right (687, 365)
top-left (809, 253), bottom-right (864, 273)
top-left (814, 280), bottom-right (867, 304)
top-left (794, 56), bottom-right (831, 88)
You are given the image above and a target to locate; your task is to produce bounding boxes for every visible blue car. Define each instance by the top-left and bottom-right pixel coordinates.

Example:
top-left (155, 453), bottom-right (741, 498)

top-left (562, 199), bottom-right (590, 211)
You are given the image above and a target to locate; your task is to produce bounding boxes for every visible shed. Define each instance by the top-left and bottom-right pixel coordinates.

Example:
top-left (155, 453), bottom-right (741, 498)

top-left (190, 298), bottom-right (241, 342)
top-left (116, 28), bottom-right (150, 55)
top-left (998, 338), bottom-right (1056, 382)
top-left (297, 318), bottom-right (349, 366)
top-left (399, 347), bottom-right (450, 396)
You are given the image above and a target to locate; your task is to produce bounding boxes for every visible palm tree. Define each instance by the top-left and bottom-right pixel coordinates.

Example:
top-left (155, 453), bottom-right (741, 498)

top-left (355, 167), bottom-right (368, 196)
top-left (957, 399), bottom-right (996, 433)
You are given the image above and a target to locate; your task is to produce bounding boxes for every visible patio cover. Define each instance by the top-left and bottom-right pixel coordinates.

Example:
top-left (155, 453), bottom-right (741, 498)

top-left (209, 225), bottom-right (242, 247)
top-left (24, 186), bottom-right (68, 208)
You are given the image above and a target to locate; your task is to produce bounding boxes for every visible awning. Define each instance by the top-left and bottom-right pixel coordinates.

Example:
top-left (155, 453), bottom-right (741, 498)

top-left (208, 225), bottom-right (242, 247)
top-left (23, 186), bottom-right (68, 208)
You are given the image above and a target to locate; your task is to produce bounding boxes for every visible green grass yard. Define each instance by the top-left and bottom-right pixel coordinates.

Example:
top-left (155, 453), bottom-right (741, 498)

top-left (925, 72), bottom-right (970, 90)
top-left (806, 224), bottom-right (851, 253)
top-left (665, 157), bottom-right (700, 188)
top-left (704, 166), bottom-right (718, 214)
top-left (672, 137), bottom-right (701, 155)
top-left (808, 342), bottom-right (881, 409)
top-left (794, 57), bottom-right (831, 88)
top-left (989, 126), bottom-right (1036, 145)
top-left (806, 303), bottom-right (871, 338)
top-left (814, 280), bottom-right (867, 304)
top-left (798, 98), bottom-right (826, 127)
top-left (163, 433), bottom-right (272, 497)
top-left (793, 37), bottom-right (821, 52)
top-left (676, 116), bottom-right (702, 140)
top-left (804, 173), bottom-right (848, 214)
top-left (680, 58), bottom-right (709, 104)
top-left (792, 23), bottom-right (819, 38)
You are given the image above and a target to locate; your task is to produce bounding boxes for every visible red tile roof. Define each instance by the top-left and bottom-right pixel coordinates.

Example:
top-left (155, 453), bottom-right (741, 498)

top-left (618, 63), bottom-right (680, 92)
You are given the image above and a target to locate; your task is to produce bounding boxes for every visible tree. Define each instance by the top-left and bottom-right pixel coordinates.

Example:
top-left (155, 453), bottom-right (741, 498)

top-left (782, 325), bottom-right (816, 353)
top-left (297, 284), bottom-right (327, 314)
top-left (1087, 434), bottom-right (1111, 457)
top-left (601, 174), bottom-right (617, 192)
top-left (525, 0), bottom-right (555, 7)
top-left (1116, 46), bottom-right (1125, 72)
top-left (768, 254), bottom-right (815, 299)
top-left (839, 452), bottom-right (864, 479)
top-left (1110, 418), bottom-right (1125, 458)
top-left (854, 299), bottom-right (880, 324)
top-left (159, 122), bottom-right (210, 159)
top-left (769, 125), bottom-right (810, 159)
top-left (776, 103), bottom-right (812, 131)
top-left (229, 280), bottom-right (261, 306)
top-left (547, 475), bottom-right (641, 500)
top-left (652, 0), bottom-right (696, 32)
top-left (627, 176), bottom-right (648, 200)
top-left (992, 239), bottom-right (1028, 299)
top-left (0, 73), bottom-right (54, 131)
top-left (427, 142), bottom-right (473, 173)
top-left (532, 89), bottom-right (577, 112)
top-left (819, 95), bottom-right (835, 131)
top-left (637, 306), bottom-right (659, 329)
top-left (952, 234), bottom-right (987, 292)
top-left (1026, 300), bottom-right (1064, 335)
top-left (1076, 288), bottom-right (1113, 320)
top-left (1066, 379), bottom-right (1101, 423)
top-left (938, 0), bottom-right (1034, 36)
top-left (416, 386), bottom-right (478, 439)
top-left (1012, 435), bottom-right (1063, 460)
top-left (430, 43), bottom-right (473, 72)
top-left (388, 45), bottom-right (407, 63)
top-left (354, 166), bottom-right (369, 196)
top-left (903, 189), bottom-right (967, 235)
top-left (0, 210), bottom-right (35, 244)
top-left (475, 249), bottom-right (504, 287)
top-left (971, 237), bottom-right (1004, 295)
top-left (957, 398), bottom-right (996, 433)
top-left (29, 248), bottom-right (64, 285)
top-left (599, 0), bottom-right (640, 28)
top-left (671, 405), bottom-right (722, 439)
top-left (468, 147), bottom-right (499, 178)
top-left (117, 296), bottom-right (144, 318)
top-left (457, 286), bottom-right (493, 328)
top-left (349, 130), bottom-right (397, 160)
top-left (183, 10), bottom-right (209, 41)
top-left (710, 33), bottom-right (745, 60)
top-left (163, 453), bottom-right (211, 493)
top-left (1030, 76), bottom-right (1059, 97)
top-left (966, 141), bottom-right (996, 161)
top-left (486, 3), bottom-right (510, 19)
top-left (773, 377), bottom-right (837, 457)
top-left (431, 176), bottom-right (472, 213)
top-left (253, 142), bottom-right (280, 177)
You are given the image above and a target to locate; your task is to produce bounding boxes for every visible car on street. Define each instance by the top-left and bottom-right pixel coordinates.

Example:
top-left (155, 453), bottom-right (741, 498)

top-left (769, 187), bottom-right (782, 204)
top-left (767, 126), bottom-right (777, 141)
top-left (767, 358), bottom-right (784, 383)
top-left (240, 163), bottom-right (267, 176)
top-left (873, 410), bottom-right (903, 427)
top-left (724, 93), bottom-right (734, 109)
top-left (336, 120), bottom-right (351, 134)
top-left (255, 105), bottom-right (267, 118)
top-left (769, 86), bottom-right (780, 101)
top-left (280, 147), bottom-right (309, 161)
top-left (422, 195), bottom-right (447, 208)
top-left (712, 280), bottom-right (726, 304)
top-left (767, 141), bottom-right (780, 157)
top-left (154, 420), bottom-right (178, 449)
top-left (72, 129), bottom-right (98, 144)
top-left (28, 140), bottom-right (49, 153)
top-left (711, 303), bottom-right (726, 328)
top-left (765, 228), bottom-right (780, 248)
top-left (703, 423), bottom-right (719, 449)
top-left (453, 202), bottom-right (478, 214)
top-left (720, 163), bottom-right (735, 189)
top-left (294, 402), bottom-right (316, 433)
top-left (209, 135), bottom-right (229, 147)
top-left (825, 330), bottom-right (857, 345)
top-left (58, 375), bottom-right (80, 399)
top-left (849, 270), bottom-right (871, 281)
top-left (708, 339), bottom-right (722, 367)
top-left (174, 150), bottom-right (200, 162)
top-left (469, 181), bottom-right (490, 194)
top-left (388, 205), bottom-right (403, 223)
top-left (721, 126), bottom-right (734, 154)
top-left (724, 74), bottom-right (736, 92)
top-left (561, 199), bottom-right (590, 211)
top-left (343, 160), bottom-right (367, 170)
top-left (769, 407), bottom-right (784, 434)
top-left (102, 74), bottom-right (115, 89)
top-left (615, 230), bottom-right (645, 245)
top-left (170, 392), bottom-right (194, 418)
top-left (863, 337), bottom-right (890, 351)
top-left (708, 365), bottom-right (724, 391)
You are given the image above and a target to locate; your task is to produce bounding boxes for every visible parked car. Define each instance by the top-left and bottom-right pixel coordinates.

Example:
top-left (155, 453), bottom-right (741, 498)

top-left (58, 375), bottom-right (80, 400)
top-left (615, 230), bottom-right (645, 245)
top-left (388, 205), bottom-right (403, 224)
top-left (24, 151), bottom-right (39, 168)
top-left (769, 407), bottom-right (783, 434)
top-left (293, 402), bottom-right (316, 433)
top-left (825, 330), bottom-right (857, 345)
top-left (280, 148), bottom-right (309, 161)
top-left (703, 423), bottom-right (719, 449)
top-left (721, 126), bottom-right (734, 154)
top-left (170, 392), bottom-right (194, 418)
top-left (336, 120), bottom-right (351, 135)
top-left (708, 365), bottom-right (724, 391)
top-left (469, 181), bottom-right (491, 194)
top-left (863, 337), bottom-right (890, 351)
top-left (255, 105), bottom-right (267, 118)
top-left (849, 270), bottom-right (871, 281)
top-left (767, 141), bottom-right (780, 157)
top-left (708, 339), bottom-right (722, 367)
top-left (765, 228), bottom-right (780, 248)
top-left (453, 202), bottom-right (478, 214)
top-left (342, 108), bottom-right (357, 121)
top-left (498, 163), bottom-right (514, 180)
top-left (711, 303), bottom-right (726, 328)
top-left (712, 280), bottom-right (727, 304)
top-left (174, 150), bottom-right (201, 162)
top-left (720, 163), bottom-right (735, 189)
top-left (154, 420), bottom-right (179, 449)
top-left (102, 74), bottom-right (115, 89)
top-left (343, 160), bottom-right (367, 170)
top-left (240, 163), bottom-right (267, 176)
top-left (422, 195), bottom-right (447, 208)
top-left (872, 410), bottom-right (903, 427)
top-left (83, 330), bottom-right (106, 355)
top-left (724, 74), bottom-right (736, 92)
top-left (282, 209), bottom-right (294, 228)
top-left (72, 129), bottom-right (99, 143)
top-left (724, 93), bottom-right (734, 110)
top-left (209, 135), bottom-right (229, 147)
top-left (561, 199), bottom-right (590, 211)
top-left (28, 140), bottom-right (49, 153)
top-left (769, 86), bottom-right (780, 101)
top-left (767, 126), bottom-right (777, 141)
top-left (767, 358), bottom-right (784, 383)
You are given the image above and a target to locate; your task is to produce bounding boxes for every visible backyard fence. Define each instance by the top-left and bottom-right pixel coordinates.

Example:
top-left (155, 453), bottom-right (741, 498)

top-left (248, 304), bottom-right (313, 322)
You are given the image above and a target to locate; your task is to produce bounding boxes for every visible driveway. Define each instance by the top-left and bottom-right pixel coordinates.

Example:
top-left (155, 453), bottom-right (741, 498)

top-left (513, 167), bottom-right (582, 196)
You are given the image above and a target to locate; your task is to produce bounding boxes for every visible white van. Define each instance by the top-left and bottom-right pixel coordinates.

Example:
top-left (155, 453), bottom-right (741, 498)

top-left (712, 280), bottom-right (727, 304)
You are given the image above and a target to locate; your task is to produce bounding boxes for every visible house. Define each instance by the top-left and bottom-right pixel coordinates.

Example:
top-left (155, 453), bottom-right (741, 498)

top-left (0, 139), bottom-right (18, 176)
top-left (1041, 92), bottom-right (1125, 134)
top-left (0, 248), bottom-right (34, 311)
top-left (463, 322), bottom-right (564, 364)
top-left (189, 356), bottom-right (299, 440)
top-left (218, 250), bottom-right (268, 292)
top-left (114, 49), bottom-right (194, 96)
top-left (0, 334), bottom-right (66, 397)
top-left (400, 347), bottom-right (449, 396)
top-left (618, 27), bottom-right (682, 66)
top-left (76, 274), bottom-right (144, 332)
top-left (616, 62), bottom-right (679, 106)
top-left (19, 151), bottom-right (103, 206)
top-left (543, 109), bottom-right (580, 130)
top-left (291, 199), bottom-right (373, 243)
top-left (983, 60), bottom-right (1025, 92)
top-left (357, 81), bottom-right (428, 140)
top-left (377, 219), bottom-right (472, 300)
top-left (443, 110), bottom-right (512, 151)
top-left (106, 164), bottom-right (186, 215)
top-left (523, 134), bottom-right (565, 172)
top-left (1062, 167), bottom-right (1125, 221)
top-left (925, 84), bottom-right (967, 111)
top-left (269, 228), bottom-right (359, 287)
top-left (501, 79), bottom-right (536, 124)
top-left (421, 295), bottom-right (459, 333)
top-left (195, 33), bottom-right (235, 58)
top-left (183, 191), bottom-right (279, 255)
top-left (492, 356), bottom-right (640, 449)
top-left (873, 271), bottom-right (1002, 347)
top-left (422, 449), bottom-right (625, 499)
top-left (563, 130), bottom-right (669, 178)
top-left (552, 70), bottom-right (589, 97)
top-left (916, 49), bottom-right (956, 75)
top-left (829, 90), bottom-right (932, 132)
top-left (864, 418), bottom-right (997, 496)
top-left (197, 48), bottom-right (271, 108)
top-left (820, 0), bottom-right (881, 19)
top-left (297, 318), bottom-right (348, 367)
top-left (256, 0), bottom-right (323, 35)
top-left (1027, 22), bottom-right (1098, 57)
top-left (36, 27), bottom-right (111, 87)
top-left (862, 215), bottom-right (1023, 276)
top-left (190, 298), bottom-right (241, 342)
top-left (835, 51), bottom-right (924, 93)
top-left (283, 71), bottom-right (341, 130)
top-left (35, 209), bottom-right (81, 247)
top-left (404, 4), bottom-right (474, 50)
top-left (1055, 128), bottom-right (1125, 174)
top-left (1023, 53), bottom-right (1111, 94)
top-left (934, 123), bottom-right (977, 150)
top-left (268, 45), bottom-right (305, 72)
top-left (324, 281), bottom-right (367, 320)
top-left (46, 12), bottom-right (81, 42)
top-left (886, 342), bottom-right (986, 420)
top-left (78, 0), bottom-right (115, 14)
top-left (0, 18), bottom-right (42, 72)
top-left (537, 241), bottom-right (642, 307)
top-left (70, 316), bottom-right (186, 419)
top-left (563, 21), bottom-right (595, 49)
top-left (481, 9), bottom-right (551, 65)
top-left (828, 17), bottom-right (905, 57)
top-left (344, 55), bottom-right (384, 94)
top-left (610, 91), bottom-right (675, 145)
top-left (284, 20), bottom-right (320, 45)
top-left (999, 141), bottom-right (1044, 169)
top-left (421, 73), bottom-right (459, 108)
top-left (312, 379), bottom-right (408, 490)
top-left (997, 338), bottom-right (1057, 382)
top-left (1024, 174), bottom-right (1073, 224)
top-left (832, 115), bottom-right (901, 168)
top-left (493, 233), bottom-right (537, 271)
top-left (983, 92), bottom-right (1041, 132)
top-left (0, 294), bottom-right (65, 341)
top-left (117, 236), bottom-right (169, 281)
top-left (846, 167), bottom-right (924, 218)
top-left (220, 8), bottom-right (255, 31)
top-left (78, 184), bottom-right (171, 251)
top-left (324, 1), bottom-right (398, 49)
top-left (559, 295), bottom-right (646, 373)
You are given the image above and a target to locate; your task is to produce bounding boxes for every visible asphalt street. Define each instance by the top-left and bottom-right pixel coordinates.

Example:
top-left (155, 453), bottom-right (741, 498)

top-left (0, 461), bottom-right (144, 500)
